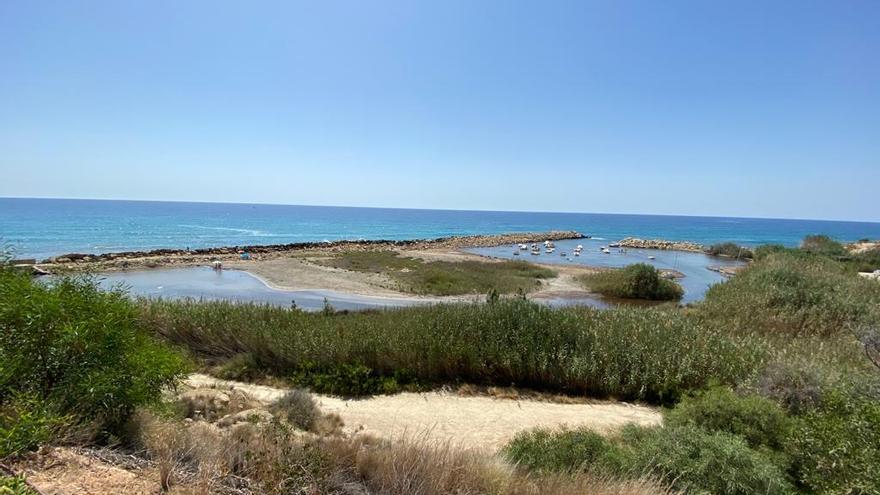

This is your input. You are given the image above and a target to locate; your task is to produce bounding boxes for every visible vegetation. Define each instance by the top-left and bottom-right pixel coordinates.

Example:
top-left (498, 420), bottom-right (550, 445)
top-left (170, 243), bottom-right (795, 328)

top-left (707, 242), bottom-right (754, 259)
top-left (0, 268), bottom-right (187, 457)
top-left (131, 412), bottom-right (672, 495)
top-left (696, 249), bottom-right (880, 337)
top-left (141, 298), bottom-right (754, 402)
top-left (0, 475), bottom-right (37, 495)
top-left (787, 389), bottom-right (880, 494)
top-left (4, 232), bottom-right (880, 493)
top-left (578, 263), bottom-right (684, 301)
top-left (665, 386), bottom-right (792, 452)
top-left (317, 250), bottom-right (556, 295)
top-left (800, 235), bottom-right (848, 258)
top-left (504, 424), bottom-right (794, 495)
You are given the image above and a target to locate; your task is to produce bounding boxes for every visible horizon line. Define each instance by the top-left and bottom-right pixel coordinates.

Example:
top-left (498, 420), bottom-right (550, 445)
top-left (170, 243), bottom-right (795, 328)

top-left (3, 195), bottom-right (879, 225)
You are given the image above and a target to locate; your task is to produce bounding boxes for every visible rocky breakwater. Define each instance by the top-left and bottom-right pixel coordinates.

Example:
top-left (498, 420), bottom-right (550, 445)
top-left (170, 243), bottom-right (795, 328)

top-left (38, 230), bottom-right (586, 272)
top-left (617, 237), bottom-right (705, 253)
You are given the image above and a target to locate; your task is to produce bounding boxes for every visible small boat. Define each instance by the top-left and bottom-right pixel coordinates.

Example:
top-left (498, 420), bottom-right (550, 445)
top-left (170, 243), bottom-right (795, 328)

top-left (513, 251), bottom-right (520, 256)
top-left (545, 248), bottom-right (555, 254)
top-left (648, 255), bottom-right (656, 260)
top-left (609, 242), bottom-right (620, 248)
top-left (576, 244), bottom-right (583, 250)
top-left (531, 249), bottom-right (541, 255)
top-left (602, 248), bottom-right (611, 254)
top-left (518, 244), bottom-right (529, 250)
top-left (560, 252), bottom-right (566, 256)
top-left (574, 251), bottom-right (580, 256)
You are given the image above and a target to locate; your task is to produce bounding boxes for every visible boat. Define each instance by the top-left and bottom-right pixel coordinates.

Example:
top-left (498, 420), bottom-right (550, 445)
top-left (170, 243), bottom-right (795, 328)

top-left (648, 255), bottom-right (656, 260)
top-left (545, 248), bottom-right (555, 254)
top-left (609, 242), bottom-right (620, 248)
top-left (531, 249), bottom-right (541, 255)
top-left (574, 251), bottom-right (580, 256)
top-left (513, 251), bottom-right (520, 256)
top-left (560, 252), bottom-right (566, 256)
top-left (576, 244), bottom-right (583, 250)
top-left (518, 244), bottom-right (528, 250)
top-left (602, 248), bottom-right (611, 254)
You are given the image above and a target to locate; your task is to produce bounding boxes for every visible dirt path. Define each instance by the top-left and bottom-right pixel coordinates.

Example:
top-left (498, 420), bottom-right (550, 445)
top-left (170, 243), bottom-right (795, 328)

top-left (185, 374), bottom-right (662, 451)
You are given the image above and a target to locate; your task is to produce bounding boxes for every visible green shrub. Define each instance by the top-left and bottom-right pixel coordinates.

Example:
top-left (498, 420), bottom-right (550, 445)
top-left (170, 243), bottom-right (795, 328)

top-left (579, 264), bottom-right (683, 301)
top-left (503, 424), bottom-right (795, 495)
top-left (696, 250), bottom-right (880, 336)
top-left (0, 268), bottom-right (186, 446)
top-left (801, 235), bottom-right (848, 258)
top-left (665, 386), bottom-right (792, 453)
top-left (141, 298), bottom-right (755, 403)
top-left (852, 247), bottom-right (880, 273)
top-left (0, 394), bottom-right (68, 458)
top-left (708, 243), bottom-right (754, 259)
top-left (787, 389), bottom-right (880, 494)
top-left (0, 475), bottom-right (37, 495)
top-left (618, 425), bottom-right (795, 495)
top-left (503, 427), bottom-right (612, 473)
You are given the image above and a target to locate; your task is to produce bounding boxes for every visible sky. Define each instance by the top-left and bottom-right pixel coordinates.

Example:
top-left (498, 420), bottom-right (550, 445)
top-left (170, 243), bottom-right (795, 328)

top-left (0, 1), bottom-right (878, 222)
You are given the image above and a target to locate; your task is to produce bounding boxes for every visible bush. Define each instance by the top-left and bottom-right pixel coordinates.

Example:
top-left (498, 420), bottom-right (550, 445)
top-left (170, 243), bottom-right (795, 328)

top-left (579, 264), bottom-right (683, 301)
top-left (0, 475), bottom-right (37, 495)
top-left (801, 235), bottom-right (848, 258)
top-left (0, 394), bottom-right (68, 458)
top-left (142, 298), bottom-right (756, 403)
top-left (503, 427), bottom-right (612, 473)
top-left (708, 243), bottom-right (754, 259)
top-left (0, 269), bottom-right (186, 449)
top-left (787, 389), bottom-right (880, 494)
top-left (696, 250), bottom-right (880, 336)
top-left (270, 389), bottom-right (319, 431)
top-left (665, 386), bottom-right (792, 452)
top-left (503, 424), bottom-right (795, 495)
top-left (618, 425), bottom-right (795, 495)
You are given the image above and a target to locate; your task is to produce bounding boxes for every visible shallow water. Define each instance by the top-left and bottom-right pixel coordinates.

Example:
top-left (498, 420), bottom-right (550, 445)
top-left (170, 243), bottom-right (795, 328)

top-left (466, 238), bottom-right (745, 304)
top-left (96, 266), bottom-right (423, 311)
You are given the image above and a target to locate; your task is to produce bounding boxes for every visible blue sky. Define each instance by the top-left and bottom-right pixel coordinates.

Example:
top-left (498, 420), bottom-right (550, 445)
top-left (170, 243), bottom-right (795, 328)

top-left (1, 1), bottom-right (878, 221)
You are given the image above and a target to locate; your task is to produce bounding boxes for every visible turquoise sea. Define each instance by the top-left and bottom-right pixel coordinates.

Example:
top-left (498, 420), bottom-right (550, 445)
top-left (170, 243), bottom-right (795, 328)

top-left (2, 197), bottom-right (880, 260)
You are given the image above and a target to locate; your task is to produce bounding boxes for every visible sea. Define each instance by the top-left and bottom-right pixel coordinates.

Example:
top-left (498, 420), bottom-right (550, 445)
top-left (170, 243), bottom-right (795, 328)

top-left (3, 197), bottom-right (880, 260)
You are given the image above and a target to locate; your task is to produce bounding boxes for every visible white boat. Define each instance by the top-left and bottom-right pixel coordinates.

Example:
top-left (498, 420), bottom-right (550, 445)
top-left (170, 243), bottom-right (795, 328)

top-left (602, 248), bottom-right (611, 254)
top-left (531, 249), bottom-right (540, 255)
top-left (576, 244), bottom-right (583, 250)
top-left (609, 242), bottom-right (620, 248)
top-left (518, 244), bottom-right (528, 250)
top-left (574, 251), bottom-right (580, 256)
top-left (545, 248), bottom-right (555, 254)
top-left (648, 255), bottom-right (656, 260)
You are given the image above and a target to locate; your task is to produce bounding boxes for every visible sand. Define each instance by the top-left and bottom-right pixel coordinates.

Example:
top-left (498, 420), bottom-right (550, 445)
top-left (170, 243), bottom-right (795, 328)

top-left (185, 374), bottom-right (662, 452)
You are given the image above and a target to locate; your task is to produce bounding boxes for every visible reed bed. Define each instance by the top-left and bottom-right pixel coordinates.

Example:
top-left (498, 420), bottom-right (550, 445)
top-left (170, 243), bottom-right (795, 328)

top-left (140, 299), bottom-right (759, 403)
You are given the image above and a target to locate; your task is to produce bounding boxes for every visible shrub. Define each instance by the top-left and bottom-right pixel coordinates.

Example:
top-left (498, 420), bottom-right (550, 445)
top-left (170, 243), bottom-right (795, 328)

top-left (270, 389), bottom-right (319, 431)
top-left (0, 394), bottom-right (68, 458)
top-left (618, 425), bottom-right (795, 495)
top-left (0, 475), bottom-right (37, 495)
top-left (142, 298), bottom-right (756, 403)
top-left (503, 427), bottom-right (612, 473)
top-left (579, 264), bottom-right (683, 301)
top-left (696, 250), bottom-right (880, 336)
top-left (504, 424), bottom-right (795, 495)
top-left (708, 243), bottom-right (754, 259)
top-left (852, 247), bottom-right (880, 273)
top-left (801, 234), bottom-right (848, 257)
top-left (665, 386), bottom-right (792, 452)
top-left (0, 268), bottom-right (186, 448)
top-left (787, 389), bottom-right (880, 494)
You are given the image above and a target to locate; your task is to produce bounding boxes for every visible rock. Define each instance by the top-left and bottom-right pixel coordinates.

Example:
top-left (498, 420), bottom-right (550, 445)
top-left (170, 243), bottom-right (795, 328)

top-left (217, 408), bottom-right (274, 428)
top-left (617, 237), bottom-right (705, 252)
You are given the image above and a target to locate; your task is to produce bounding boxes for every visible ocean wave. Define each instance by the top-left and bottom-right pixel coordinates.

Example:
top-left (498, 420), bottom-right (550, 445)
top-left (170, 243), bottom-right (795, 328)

top-left (179, 224), bottom-right (270, 236)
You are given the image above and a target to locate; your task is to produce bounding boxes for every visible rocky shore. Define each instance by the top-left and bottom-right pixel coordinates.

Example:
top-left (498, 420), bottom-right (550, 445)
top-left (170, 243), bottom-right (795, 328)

top-left (616, 237), bottom-right (705, 253)
top-left (38, 230), bottom-right (585, 272)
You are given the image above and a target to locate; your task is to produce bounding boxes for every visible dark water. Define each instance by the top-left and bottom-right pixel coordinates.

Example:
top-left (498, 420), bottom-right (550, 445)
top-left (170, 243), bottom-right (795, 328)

top-left (3, 198), bottom-right (879, 260)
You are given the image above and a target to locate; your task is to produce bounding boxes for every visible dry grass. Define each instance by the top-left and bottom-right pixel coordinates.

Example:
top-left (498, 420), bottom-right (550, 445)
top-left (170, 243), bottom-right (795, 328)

top-left (131, 411), bottom-right (674, 495)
